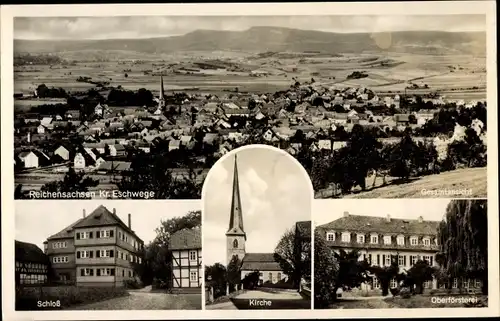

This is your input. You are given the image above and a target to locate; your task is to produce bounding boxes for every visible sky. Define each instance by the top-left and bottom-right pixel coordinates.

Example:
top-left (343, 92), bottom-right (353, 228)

top-left (14, 15), bottom-right (486, 40)
top-left (203, 147), bottom-right (312, 266)
top-left (15, 200), bottom-right (200, 251)
top-left (314, 199), bottom-right (451, 226)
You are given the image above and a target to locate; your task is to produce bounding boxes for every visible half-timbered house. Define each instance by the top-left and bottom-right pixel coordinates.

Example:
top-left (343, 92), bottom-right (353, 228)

top-left (170, 227), bottom-right (202, 289)
top-left (15, 240), bottom-right (50, 286)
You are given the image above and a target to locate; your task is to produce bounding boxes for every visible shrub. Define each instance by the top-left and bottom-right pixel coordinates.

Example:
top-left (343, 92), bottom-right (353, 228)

top-left (152, 278), bottom-right (170, 290)
top-left (124, 279), bottom-right (143, 289)
top-left (390, 287), bottom-right (400, 296)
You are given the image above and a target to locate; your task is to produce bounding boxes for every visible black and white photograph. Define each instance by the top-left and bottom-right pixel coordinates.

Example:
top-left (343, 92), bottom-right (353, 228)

top-left (15, 201), bottom-right (202, 310)
top-left (12, 13), bottom-right (488, 200)
top-left (313, 199), bottom-right (488, 309)
top-left (203, 145), bottom-right (312, 309)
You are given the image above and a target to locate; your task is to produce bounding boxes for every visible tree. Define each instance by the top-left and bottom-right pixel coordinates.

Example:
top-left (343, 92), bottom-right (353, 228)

top-left (402, 259), bottom-right (436, 294)
top-left (370, 261), bottom-right (399, 296)
top-left (40, 167), bottom-right (99, 198)
top-left (205, 263), bottom-right (228, 298)
top-left (274, 226), bottom-right (310, 289)
top-left (314, 230), bottom-right (339, 309)
top-left (333, 249), bottom-right (370, 294)
top-left (437, 200), bottom-right (488, 294)
top-left (242, 270), bottom-right (260, 290)
top-left (226, 255), bottom-right (242, 292)
top-left (387, 130), bottom-right (420, 180)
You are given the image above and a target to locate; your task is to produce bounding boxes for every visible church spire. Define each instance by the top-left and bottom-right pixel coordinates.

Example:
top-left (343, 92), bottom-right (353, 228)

top-left (226, 154), bottom-right (245, 238)
top-left (159, 75), bottom-right (165, 101)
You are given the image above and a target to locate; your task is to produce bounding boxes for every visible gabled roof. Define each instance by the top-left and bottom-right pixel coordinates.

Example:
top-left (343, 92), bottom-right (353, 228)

top-left (72, 205), bottom-right (141, 241)
top-left (15, 240), bottom-right (49, 263)
top-left (47, 217), bottom-right (85, 240)
top-left (241, 253), bottom-right (281, 271)
top-left (170, 227), bottom-right (201, 250)
top-left (318, 214), bottom-right (440, 236)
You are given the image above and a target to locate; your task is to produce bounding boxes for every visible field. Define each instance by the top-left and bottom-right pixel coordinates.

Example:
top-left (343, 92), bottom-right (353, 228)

top-left (342, 167), bottom-right (487, 199)
top-left (13, 50), bottom-right (487, 101)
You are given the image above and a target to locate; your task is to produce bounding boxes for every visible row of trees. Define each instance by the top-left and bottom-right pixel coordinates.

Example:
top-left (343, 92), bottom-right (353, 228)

top-left (314, 199), bottom-right (488, 309)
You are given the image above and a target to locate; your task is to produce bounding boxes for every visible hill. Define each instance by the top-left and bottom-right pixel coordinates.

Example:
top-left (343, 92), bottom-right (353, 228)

top-left (14, 27), bottom-right (486, 55)
top-left (339, 167), bottom-right (487, 199)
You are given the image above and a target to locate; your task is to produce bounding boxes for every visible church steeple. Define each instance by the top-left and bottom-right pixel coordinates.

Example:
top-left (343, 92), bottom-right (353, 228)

top-left (226, 154), bottom-right (246, 265)
top-left (227, 155), bottom-right (245, 237)
top-left (158, 75), bottom-right (165, 110)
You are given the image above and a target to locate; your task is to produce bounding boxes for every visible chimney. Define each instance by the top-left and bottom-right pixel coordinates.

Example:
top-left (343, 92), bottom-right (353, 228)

top-left (343, 211), bottom-right (349, 217)
top-left (82, 209), bottom-right (86, 218)
top-left (418, 216), bottom-right (423, 223)
top-left (386, 214), bottom-right (391, 222)
top-left (113, 208), bottom-right (116, 215)
top-left (128, 213), bottom-right (131, 229)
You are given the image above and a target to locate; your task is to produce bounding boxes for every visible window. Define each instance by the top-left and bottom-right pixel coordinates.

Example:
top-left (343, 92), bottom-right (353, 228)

top-left (128, 270), bottom-right (132, 277)
top-left (326, 232), bottom-right (335, 241)
top-left (139, 257), bottom-right (142, 264)
top-left (423, 255), bottom-right (431, 264)
top-left (424, 280), bottom-right (432, 288)
top-left (53, 256), bottom-right (69, 263)
top-left (190, 271), bottom-right (198, 282)
top-left (52, 241), bottom-right (67, 249)
top-left (397, 235), bottom-right (405, 246)
top-left (385, 255), bottom-right (391, 266)
top-left (410, 255), bottom-right (417, 265)
top-left (370, 234), bottom-right (378, 244)
top-left (77, 232), bottom-right (93, 240)
top-left (398, 255), bottom-right (405, 266)
top-left (383, 236), bottom-right (391, 245)
top-left (77, 250), bottom-right (93, 258)
top-left (373, 277), bottom-right (380, 289)
top-left (463, 279), bottom-right (470, 288)
top-left (81, 268), bottom-right (94, 276)
top-left (277, 272), bottom-right (282, 281)
top-left (357, 234), bottom-right (365, 244)
top-left (390, 278), bottom-right (397, 288)
top-left (452, 278), bottom-right (458, 289)
top-left (189, 250), bottom-right (197, 261)
top-left (475, 279), bottom-right (481, 288)
top-left (423, 238), bottom-right (430, 246)
top-left (233, 239), bottom-right (238, 248)
top-left (268, 272), bottom-right (273, 281)
top-left (98, 230), bottom-right (113, 238)
top-left (410, 237), bottom-right (418, 246)
top-left (341, 232), bottom-right (350, 243)
top-left (97, 250), bottom-right (114, 258)
top-left (122, 270), bottom-right (125, 277)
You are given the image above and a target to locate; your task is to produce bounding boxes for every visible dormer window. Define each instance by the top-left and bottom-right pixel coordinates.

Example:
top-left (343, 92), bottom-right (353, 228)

top-left (357, 234), bottom-right (365, 244)
top-left (370, 234), bottom-right (378, 244)
top-left (341, 232), bottom-right (351, 243)
top-left (397, 235), bottom-right (405, 246)
top-left (326, 232), bottom-right (335, 241)
top-left (423, 237), bottom-right (431, 246)
top-left (383, 235), bottom-right (391, 245)
top-left (410, 236), bottom-right (418, 246)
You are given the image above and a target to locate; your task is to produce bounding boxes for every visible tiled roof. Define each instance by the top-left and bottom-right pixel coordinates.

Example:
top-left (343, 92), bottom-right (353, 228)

top-left (170, 227), bottom-right (201, 250)
top-left (15, 240), bottom-right (49, 263)
top-left (318, 214), bottom-right (440, 236)
top-left (241, 253), bottom-right (282, 271)
top-left (47, 218), bottom-right (84, 240)
top-left (72, 205), bottom-right (142, 241)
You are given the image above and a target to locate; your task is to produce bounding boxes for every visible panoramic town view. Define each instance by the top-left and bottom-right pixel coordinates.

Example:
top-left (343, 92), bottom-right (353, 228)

top-left (13, 15), bottom-right (487, 199)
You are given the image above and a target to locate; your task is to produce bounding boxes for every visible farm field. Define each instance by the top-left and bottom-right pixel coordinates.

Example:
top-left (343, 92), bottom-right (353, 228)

top-left (14, 50), bottom-right (487, 100)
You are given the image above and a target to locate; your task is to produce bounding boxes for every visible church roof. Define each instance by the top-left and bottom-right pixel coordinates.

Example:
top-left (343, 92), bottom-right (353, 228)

top-left (226, 155), bottom-right (245, 237)
top-left (170, 227), bottom-right (201, 250)
top-left (241, 253), bottom-right (282, 271)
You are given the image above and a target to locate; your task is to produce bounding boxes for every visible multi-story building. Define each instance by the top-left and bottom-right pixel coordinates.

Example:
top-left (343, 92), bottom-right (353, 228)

top-left (15, 240), bottom-right (49, 286)
top-left (44, 205), bottom-right (144, 287)
top-left (317, 211), bottom-right (483, 291)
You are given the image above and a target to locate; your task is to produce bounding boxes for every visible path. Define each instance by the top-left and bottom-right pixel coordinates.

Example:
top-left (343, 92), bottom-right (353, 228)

top-left (335, 296), bottom-right (393, 309)
top-left (66, 289), bottom-right (201, 310)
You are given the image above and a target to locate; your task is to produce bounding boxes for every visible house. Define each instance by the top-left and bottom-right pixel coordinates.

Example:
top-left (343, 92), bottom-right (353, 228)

top-left (394, 114), bottom-right (411, 125)
top-left (219, 142), bottom-right (233, 156)
top-left (169, 139), bottom-right (181, 151)
top-left (37, 124), bottom-right (46, 134)
top-left (45, 206), bottom-right (144, 286)
top-left (332, 141), bottom-right (348, 151)
top-left (262, 128), bottom-right (279, 142)
top-left (316, 211), bottom-right (483, 291)
top-left (40, 117), bottom-right (53, 127)
top-left (170, 227), bottom-right (202, 289)
top-left (18, 151), bottom-right (39, 168)
top-left (109, 144), bottom-right (126, 157)
top-left (318, 139), bottom-right (332, 150)
top-left (203, 133), bottom-right (219, 145)
top-left (74, 150), bottom-right (96, 169)
top-left (15, 240), bottom-right (49, 286)
top-left (180, 136), bottom-right (195, 149)
top-left (54, 145), bottom-right (70, 161)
